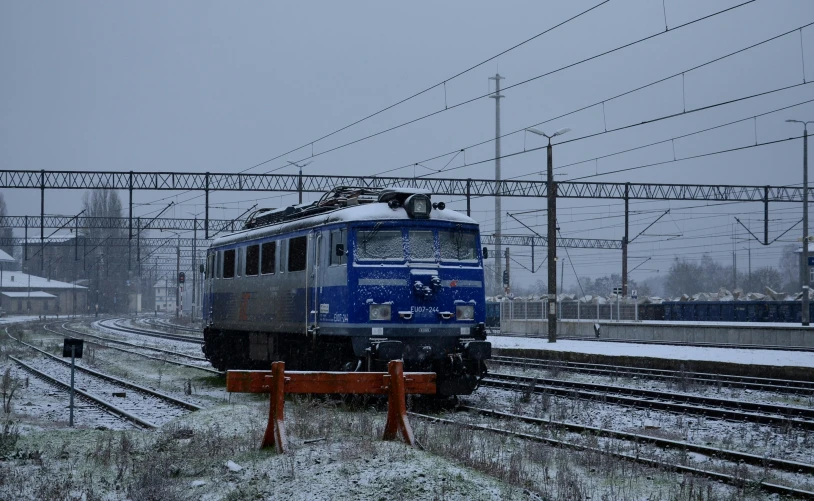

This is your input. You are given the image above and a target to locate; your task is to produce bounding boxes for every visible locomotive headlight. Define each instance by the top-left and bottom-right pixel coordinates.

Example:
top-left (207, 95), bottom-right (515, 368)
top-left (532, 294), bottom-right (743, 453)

top-left (405, 194), bottom-right (432, 219)
top-left (369, 304), bottom-right (391, 321)
top-left (456, 305), bottom-right (474, 320)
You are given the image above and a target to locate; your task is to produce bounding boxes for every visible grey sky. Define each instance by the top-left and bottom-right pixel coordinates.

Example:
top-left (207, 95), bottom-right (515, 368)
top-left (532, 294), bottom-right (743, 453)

top-left (2, 1), bottom-right (813, 290)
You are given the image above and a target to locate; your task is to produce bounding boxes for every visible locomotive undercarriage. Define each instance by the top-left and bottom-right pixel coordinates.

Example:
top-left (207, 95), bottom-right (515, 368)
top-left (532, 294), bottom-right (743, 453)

top-left (203, 327), bottom-right (489, 396)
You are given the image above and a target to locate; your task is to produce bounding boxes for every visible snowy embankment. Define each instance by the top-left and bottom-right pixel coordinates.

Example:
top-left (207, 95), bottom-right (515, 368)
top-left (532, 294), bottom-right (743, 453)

top-left (489, 336), bottom-right (814, 368)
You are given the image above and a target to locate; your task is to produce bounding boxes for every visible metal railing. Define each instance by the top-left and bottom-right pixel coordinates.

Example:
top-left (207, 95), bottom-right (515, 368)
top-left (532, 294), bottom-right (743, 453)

top-left (500, 300), bottom-right (640, 323)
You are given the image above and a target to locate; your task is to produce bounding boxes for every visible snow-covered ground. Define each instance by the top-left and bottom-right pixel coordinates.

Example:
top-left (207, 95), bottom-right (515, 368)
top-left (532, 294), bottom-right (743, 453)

top-left (0, 316), bottom-right (41, 325)
top-left (490, 336), bottom-right (814, 367)
top-left (1, 321), bottom-right (811, 499)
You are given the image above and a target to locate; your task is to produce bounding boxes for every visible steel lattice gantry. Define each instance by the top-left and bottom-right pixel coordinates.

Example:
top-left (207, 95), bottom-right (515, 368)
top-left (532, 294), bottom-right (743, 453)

top-left (0, 170), bottom-right (808, 201)
top-left (2, 169), bottom-right (795, 288)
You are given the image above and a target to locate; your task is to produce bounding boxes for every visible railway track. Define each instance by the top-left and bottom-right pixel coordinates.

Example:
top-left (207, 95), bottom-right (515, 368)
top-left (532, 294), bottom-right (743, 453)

top-left (490, 355), bottom-right (814, 394)
top-left (411, 409), bottom-right (814, 499)
top-left (140, 317), bottom-right (202, 334)
top-left (96, 318), bottom-right (203, 344)
top-left (6, 329), bottom-right (203, 428)
top-left (45, 323), bottom-right (222, 376)
top-left (482, 372), bottom-right (814, 430)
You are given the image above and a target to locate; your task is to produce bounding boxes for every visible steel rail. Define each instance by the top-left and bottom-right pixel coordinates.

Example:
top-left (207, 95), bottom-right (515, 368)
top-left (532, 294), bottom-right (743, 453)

top-left (97, 319), bottom-right (203, 344)
top-left (461, 406), bottom-right (814, 474)
top-left (483, 372), bottom-right (814, 429)
top-left (9, 355), bottom-right (156, 429)
top-left (46, 323), bottom-right (221, 375)
top-left (409, 412), bottom-right (814, 499)
top-left (490, 355), bottom-right (814, 393)
top-left (8, 329), bottom-right (202, 411)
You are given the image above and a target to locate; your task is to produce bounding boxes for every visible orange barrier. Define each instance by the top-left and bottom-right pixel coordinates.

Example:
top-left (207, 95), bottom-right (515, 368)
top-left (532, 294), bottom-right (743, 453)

top-left (226, 360), bottom-right (436, 453)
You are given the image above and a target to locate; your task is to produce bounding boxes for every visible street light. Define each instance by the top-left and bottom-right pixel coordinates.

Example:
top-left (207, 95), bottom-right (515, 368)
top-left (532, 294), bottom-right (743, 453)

top-left (526, 127), bottom-right (571, 342)
top-left (787, 119), bottom-right (813, 326)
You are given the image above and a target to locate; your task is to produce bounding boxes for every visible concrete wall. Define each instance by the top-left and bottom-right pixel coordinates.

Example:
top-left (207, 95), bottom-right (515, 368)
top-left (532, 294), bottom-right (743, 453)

top-left (500, 319), bottom-right (814, 348)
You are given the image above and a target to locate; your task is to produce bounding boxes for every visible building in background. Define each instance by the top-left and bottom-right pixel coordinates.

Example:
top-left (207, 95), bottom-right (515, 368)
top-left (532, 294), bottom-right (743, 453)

top-left (153, 279), bottom-right (176, 313)
top-left (0, 270), bottom-right (87, 316)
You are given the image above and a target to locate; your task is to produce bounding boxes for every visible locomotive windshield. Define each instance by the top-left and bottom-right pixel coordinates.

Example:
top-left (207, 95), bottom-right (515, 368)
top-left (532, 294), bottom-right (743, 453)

top-left (357, 230), bottom-right (403, 260)
top-left (408, 230), bottom-right (434, 261)
top-left (439, 230), bottom-right (478, 261)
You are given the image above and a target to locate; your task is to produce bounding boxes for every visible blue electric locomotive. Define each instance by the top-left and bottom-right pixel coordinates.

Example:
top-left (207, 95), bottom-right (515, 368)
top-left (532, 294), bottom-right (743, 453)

top-left (202, 186), bottom-right (491, 395)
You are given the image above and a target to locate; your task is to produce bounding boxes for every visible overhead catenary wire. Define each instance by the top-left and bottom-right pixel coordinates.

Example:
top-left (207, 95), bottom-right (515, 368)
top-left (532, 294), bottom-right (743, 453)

top-left (134, 0), bottom-right (758, 217)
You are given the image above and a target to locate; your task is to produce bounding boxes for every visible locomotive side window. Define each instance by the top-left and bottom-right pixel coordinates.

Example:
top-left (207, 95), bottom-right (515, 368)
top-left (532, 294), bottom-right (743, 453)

top-left (288, 236), bottom-right (307, 272)
top-left (279, 240), bottom-right (287, 273)
top-left (439, 230), bottom-right (478, 261)
top-left (236, 248), bottom-right (242, 277)
top-left (261, 242), bottom-right (276, 274)
top-left (357, 230), bottom-right (403, 261)
top-left (223, 249), bottom-right (236, 279)
top-left (216, 251), bottom-right (222, 278)
top-left (408, 230), bottom-right (435, 261)
top-left (246, 245), bottom-right (260, 276)
top-left (330, 229), bottom-right (346, 266)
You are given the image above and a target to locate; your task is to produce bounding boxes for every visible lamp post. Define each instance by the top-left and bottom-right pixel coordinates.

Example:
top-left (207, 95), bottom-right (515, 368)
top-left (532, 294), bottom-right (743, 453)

top-left (527, 127), bottom-right (571, 342)
top-left (787, 119), bottom-right (813, 326)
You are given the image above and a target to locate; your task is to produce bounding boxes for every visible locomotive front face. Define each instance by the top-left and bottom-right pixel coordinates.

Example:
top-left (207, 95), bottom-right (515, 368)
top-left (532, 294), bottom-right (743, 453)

top-left (335, 219), bottom-right (489, 395)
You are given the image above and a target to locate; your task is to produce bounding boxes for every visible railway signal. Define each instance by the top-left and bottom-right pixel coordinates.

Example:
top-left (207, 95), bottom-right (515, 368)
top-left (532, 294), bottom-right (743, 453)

top-left (62, 338), bottom-right (84, 427)
top-left (178, 272), bottom-right (185, 284)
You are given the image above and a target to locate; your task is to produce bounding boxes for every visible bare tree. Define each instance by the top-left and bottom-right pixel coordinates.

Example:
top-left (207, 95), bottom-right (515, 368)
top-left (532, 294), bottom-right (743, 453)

top-left (0, 193), bottom-right (12, 258)
top-left (778, 244), bottom-right (800, 292)
top-left (83, 190), bottom-right (128, 313)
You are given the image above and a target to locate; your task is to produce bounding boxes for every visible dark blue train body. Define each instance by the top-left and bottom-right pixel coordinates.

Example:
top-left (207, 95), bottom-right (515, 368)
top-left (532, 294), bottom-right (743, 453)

top-left (639, 301), bottom-right (813, 323)
top-left (202, 187), bottom-right (490, 395)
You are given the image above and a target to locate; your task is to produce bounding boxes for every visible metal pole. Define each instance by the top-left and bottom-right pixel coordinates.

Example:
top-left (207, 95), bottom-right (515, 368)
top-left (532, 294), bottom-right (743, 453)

top-left (489, 73), bottom-right (504, 296)
top-left (803, 125), bottom-right (810, 326)
top-left (547, 139), bottom-right (557, 342)
top-left (176, 241), bottom-right (180, 319)
top-left (298, 166), bottom-right (303, 204)
top-left (622, 184), bottom-right (629, 296)
top-left (69, 345), bottom-right (75, 427)
top-left (192, 218), bottom-right (196, 321)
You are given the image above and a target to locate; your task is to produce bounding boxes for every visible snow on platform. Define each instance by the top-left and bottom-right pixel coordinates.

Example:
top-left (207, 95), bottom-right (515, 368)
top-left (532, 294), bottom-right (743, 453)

top-left (489, 335), bottom-right (814, 368)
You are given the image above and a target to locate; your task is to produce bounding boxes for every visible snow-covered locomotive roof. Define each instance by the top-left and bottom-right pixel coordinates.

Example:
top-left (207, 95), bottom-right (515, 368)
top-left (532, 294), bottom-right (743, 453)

top-left (212, 200), bottom-right (477, 248)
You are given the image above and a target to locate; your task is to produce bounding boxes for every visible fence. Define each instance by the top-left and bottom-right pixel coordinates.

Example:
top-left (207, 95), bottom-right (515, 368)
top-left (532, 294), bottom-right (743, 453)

top-left (500, 300), bottom-right (641, 323)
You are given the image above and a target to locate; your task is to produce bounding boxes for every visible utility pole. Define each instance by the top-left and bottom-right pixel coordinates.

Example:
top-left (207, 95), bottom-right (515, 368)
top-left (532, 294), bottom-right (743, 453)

top-left (176, 241), bottom-right (180, 319)
top-left (192, 218), bottom-right (197, 321)
top-left (547, 139), bottom-right (557, 342)
top-left (489, 73), bottom-right (504, 296)
top-left (788, 119), bottom-right (811, 325)
top-left (622, 185), bottom-right (629, 296)
top-left (504, 247), bottom-right (510, 295)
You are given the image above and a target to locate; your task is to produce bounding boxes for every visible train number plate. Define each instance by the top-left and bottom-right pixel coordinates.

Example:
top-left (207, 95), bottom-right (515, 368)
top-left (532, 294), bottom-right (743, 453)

top-left (319, 303), bottom-right (329, 314)
top-left (372, 327), bottom-right (384, 335)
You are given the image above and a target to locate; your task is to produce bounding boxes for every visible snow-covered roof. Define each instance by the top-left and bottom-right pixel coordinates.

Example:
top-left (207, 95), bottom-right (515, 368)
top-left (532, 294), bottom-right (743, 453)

top-left (1, 291), bottom-right (56, 298)
top-left (214, 201), bottom-right (477, 247)
top-left (0, 249), bottom-right (13, 263)
top-left (0, 272), bottom-right (87, 290)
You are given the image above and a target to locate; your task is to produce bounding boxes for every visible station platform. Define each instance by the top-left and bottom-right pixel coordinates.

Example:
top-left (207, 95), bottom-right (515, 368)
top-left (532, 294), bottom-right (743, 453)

top-left (499, 318), bottom-right (814, 350)
top-left (489, 335), bottom-right (814, 380)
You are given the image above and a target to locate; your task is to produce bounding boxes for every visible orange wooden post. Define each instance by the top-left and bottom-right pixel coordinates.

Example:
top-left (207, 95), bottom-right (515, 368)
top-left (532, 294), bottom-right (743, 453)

top-left (261, 361), bottom-right (287, 453)
top-left (383, 360), bottom-right (415, 446)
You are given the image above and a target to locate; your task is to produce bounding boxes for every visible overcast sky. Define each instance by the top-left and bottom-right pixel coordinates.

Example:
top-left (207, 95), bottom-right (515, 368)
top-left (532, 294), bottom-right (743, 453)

top-left (2, 1), bottom-right (814, 290)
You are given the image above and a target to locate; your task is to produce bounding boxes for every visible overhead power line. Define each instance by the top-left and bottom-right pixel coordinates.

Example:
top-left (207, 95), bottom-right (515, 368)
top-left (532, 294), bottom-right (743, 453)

top-left (377, 19), bottom-right (812, 179)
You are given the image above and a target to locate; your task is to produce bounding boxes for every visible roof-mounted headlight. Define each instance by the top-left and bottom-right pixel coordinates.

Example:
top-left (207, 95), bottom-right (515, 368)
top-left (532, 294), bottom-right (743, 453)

top-left (405, 194), bottom-right (432, 219)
